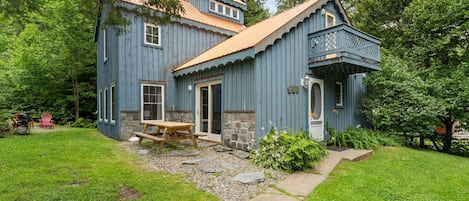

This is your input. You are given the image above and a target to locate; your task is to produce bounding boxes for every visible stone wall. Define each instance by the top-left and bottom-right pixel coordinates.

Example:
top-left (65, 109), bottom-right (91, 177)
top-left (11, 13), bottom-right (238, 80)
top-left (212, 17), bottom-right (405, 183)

top-left (223, 111), bottom-right (256, 151)
top-left (165, 111), bottom-right (192, 123)
top-left (119, 111), bottom-right (142, 140)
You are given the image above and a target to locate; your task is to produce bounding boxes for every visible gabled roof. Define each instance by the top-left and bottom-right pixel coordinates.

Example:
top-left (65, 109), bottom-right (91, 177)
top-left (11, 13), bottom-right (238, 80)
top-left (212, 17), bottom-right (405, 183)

top-left (124, 0), bottom-right (245, 33)
top-left (172, 0), bottom-right (350, 74)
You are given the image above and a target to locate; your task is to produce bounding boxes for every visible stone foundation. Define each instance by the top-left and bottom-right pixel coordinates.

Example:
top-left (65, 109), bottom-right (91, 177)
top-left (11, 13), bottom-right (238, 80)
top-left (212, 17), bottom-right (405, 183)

top-left (223, 111), bottom-right (256, 151)
top-left (119, 111), bottom-right (142, 140)
top-left (165, 111), bottom-right (192, 122)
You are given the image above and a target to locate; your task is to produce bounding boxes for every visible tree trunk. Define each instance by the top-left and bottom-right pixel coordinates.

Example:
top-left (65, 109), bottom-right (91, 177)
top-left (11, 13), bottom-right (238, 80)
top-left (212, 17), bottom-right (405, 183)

top-left (72, 78), bottom-right (79, 121)
top-left (442, 118), bottom-right (453, 153)
top-left (419, 135), bottom-right (425, 148)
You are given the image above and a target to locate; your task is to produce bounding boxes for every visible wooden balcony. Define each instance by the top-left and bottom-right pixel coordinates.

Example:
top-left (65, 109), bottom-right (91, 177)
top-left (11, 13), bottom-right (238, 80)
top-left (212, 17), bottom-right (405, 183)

top-left (308, 23), bottom-right (381, 74)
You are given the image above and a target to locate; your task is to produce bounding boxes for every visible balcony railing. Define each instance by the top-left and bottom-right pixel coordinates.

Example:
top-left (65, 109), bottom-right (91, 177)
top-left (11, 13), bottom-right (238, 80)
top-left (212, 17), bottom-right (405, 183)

top-left (308, 23), bottom-right (381, 72)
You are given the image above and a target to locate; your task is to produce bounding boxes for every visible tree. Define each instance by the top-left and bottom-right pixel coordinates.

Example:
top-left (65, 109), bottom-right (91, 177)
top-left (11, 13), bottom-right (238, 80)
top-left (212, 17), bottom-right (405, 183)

top-left (362, 53), bottom-right (442, 147)
top-left (245, 0), bottom-right (270, 26)
top-left (99, 0), bottom-right (185, 34)
top-left (358, 0), bottom-right (469, 152)
top-left (276, 0), bottom-right (305, 14)
top-left (402, 0), bottom-right (469, 152)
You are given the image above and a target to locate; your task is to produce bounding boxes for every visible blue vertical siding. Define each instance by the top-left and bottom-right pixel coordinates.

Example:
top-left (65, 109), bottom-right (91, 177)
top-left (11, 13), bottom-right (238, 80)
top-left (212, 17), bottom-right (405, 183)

top-left (116, 14), bottom-right (229, 112)
top-left (174, 59), bottom-right (256, 112)
top-left (254, 1), bottom-right (352, 140)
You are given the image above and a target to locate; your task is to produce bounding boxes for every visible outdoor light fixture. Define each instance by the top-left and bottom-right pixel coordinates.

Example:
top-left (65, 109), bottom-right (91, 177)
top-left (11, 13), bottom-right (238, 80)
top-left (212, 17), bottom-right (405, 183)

top-left (301, 74), bottom-right (310, 88)
top-left (187, 84), bottom-right (192, 92)
top-left (321, 8), bottom-right (326, 15)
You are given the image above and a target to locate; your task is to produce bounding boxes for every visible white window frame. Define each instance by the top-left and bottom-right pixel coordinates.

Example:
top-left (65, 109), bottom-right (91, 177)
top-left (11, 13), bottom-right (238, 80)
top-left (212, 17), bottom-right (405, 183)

top-left (98, 89), bottom-right (103, 122)
top-left (110, 83), bottom-right (116, 124)
top-left (144, 23), bottom-right (161, 46)
top-left (335, 81), bottom-right (343, 107)
top-left (103, 29), bottom-right (108, 62)
top-left (326, 12), bottom-right (336, 28)
top-left (141, 84), bottom-right (165, 122)
top-left (104, 87), bottom-right (108, 123)
top-left (209, 0), bottom-right (240, 20)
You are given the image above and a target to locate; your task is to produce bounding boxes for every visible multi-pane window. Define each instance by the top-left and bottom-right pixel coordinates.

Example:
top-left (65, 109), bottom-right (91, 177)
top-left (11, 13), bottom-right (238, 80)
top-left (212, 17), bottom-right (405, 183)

top-left (104, 87), bottom-right (109, 122)
top-left (141, 84), bottom-right (164, 121)
top-left (209, 0), bottom-right (240, 20)
top-left (144, 23), bottom-right (161, 46)
top-left (335, 81), bottom-right (343, 107)
top-left (110, 84), bottom-right (116, 124)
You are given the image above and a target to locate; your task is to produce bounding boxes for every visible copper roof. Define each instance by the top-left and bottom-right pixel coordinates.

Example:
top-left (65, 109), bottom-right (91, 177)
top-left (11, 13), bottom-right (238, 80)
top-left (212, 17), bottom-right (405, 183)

top-left (173, 0), bottom-right (350, 72)
top-left (123, 0), bottom-right (245, 33)
top-left (173, 0), bottom-right (341, 72)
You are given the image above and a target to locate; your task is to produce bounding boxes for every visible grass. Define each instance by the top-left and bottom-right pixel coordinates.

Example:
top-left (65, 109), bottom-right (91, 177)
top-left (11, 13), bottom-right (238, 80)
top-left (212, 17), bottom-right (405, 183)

top-left (0, 128), bottom-right (219, 201)
top-left (307, 146), bottom-right (469, 201)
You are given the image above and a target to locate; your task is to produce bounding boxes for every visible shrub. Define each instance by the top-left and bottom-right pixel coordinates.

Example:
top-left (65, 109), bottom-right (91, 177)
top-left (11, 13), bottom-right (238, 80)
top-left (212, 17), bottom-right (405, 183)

top-left (71, 118), bottom-right (97, 128)
top-left (0, 121), bottom-right (10, 137)
top-left (332, 128), bottom-right (400, 149)
top-left (251, 128), bottom-right (327, 173)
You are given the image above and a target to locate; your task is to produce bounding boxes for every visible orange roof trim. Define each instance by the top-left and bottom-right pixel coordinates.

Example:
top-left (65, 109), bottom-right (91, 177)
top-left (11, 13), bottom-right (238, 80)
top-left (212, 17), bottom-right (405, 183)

top-left (123, 0), bottom-right (245, 33)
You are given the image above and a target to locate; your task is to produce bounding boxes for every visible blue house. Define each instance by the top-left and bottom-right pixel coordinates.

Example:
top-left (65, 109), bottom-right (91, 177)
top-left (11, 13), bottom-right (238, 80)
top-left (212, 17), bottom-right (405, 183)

top-left (95, 0), bottom-right (381, 150)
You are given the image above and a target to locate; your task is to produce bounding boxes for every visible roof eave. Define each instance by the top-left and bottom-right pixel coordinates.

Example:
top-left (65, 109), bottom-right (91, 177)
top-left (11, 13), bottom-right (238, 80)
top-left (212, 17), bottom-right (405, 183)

top-left (173, 48), bottom-right (255, 76)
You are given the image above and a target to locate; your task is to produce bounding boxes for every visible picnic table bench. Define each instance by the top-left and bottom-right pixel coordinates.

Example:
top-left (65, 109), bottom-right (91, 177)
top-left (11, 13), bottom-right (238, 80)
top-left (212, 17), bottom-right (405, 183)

top-left (132, 121), bottom-right (206, 154)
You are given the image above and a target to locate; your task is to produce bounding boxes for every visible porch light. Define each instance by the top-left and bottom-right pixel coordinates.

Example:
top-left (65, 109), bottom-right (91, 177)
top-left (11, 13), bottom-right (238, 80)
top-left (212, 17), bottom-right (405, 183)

top-left (187, 84), bottom-right (192, 92)
top-left (301, 74), bottom-right (310, 88)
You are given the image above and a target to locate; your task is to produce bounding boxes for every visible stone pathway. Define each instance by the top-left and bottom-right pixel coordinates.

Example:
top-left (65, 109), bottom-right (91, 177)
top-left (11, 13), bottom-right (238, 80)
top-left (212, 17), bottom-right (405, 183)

top-left (250, 148), bottom-right (373, 201)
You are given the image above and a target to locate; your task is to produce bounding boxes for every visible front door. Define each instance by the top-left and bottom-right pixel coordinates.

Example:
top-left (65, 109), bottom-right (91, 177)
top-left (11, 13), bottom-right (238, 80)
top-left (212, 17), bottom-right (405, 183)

top-left (308, 78), bottom-right (324, 141)
top-left (195, 81), bottom-right (222, 142)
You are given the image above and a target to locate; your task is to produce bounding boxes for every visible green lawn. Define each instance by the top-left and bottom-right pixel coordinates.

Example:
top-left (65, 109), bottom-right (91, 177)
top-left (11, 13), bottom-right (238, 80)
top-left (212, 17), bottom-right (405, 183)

top-left (0, 128), bottom-right (219, 201)
top-left (307, 146), bottom-right (469, 201)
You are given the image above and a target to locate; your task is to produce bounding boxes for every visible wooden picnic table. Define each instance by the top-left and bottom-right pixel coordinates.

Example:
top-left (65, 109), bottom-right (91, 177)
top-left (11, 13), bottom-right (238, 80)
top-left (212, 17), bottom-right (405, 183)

top-left (133, 121), bottom-right (202, 154)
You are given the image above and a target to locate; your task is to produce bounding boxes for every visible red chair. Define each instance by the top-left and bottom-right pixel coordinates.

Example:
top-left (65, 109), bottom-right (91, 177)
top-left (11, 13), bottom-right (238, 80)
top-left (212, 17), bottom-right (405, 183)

top-left (39, 113), bottom-right (55, 128)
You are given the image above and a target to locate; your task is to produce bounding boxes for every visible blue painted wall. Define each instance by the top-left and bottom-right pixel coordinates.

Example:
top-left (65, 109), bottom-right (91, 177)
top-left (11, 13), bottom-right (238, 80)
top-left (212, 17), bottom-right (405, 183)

top-left (254, 1), bottom-right (361, 140)
top-left (96, 1), bottom-right (238, 138)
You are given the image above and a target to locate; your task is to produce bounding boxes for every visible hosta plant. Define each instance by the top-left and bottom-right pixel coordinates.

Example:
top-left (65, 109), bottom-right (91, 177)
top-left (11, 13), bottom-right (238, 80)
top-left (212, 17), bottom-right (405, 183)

top-left (251, 128), bottom-right (327, 173)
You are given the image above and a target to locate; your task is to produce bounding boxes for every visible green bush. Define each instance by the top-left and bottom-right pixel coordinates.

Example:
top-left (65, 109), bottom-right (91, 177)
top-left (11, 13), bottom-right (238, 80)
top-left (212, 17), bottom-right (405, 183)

top-left (0, 120), bottom-right (12, 137)
top-left (71, 118), bottom-right (97, 128)
top-left (332, 128), bottom-right (400, 149)
top-left (251, 128), bottom-right (327, 173)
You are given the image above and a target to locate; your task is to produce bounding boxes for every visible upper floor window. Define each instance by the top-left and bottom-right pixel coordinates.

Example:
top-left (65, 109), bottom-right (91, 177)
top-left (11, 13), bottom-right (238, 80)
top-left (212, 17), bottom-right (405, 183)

top-left (209, 0), bottom-right (240, 20)
top-left (144, 23), bottom-right (161, 46)
top-left (141, 84), bottom-right (164, 121)
top-left (104, 29), bottom-right (108, 61)
top-left (326, 12), bottom-right (335, 28)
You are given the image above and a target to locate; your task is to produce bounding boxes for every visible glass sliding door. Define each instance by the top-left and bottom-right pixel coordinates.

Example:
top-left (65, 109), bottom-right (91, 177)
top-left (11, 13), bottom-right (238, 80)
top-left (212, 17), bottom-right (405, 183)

top-left (196, 81), bottom-right (222, 141)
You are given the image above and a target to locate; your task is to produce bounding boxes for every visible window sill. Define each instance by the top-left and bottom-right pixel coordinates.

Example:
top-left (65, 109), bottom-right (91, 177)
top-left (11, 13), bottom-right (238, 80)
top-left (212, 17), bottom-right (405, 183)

top-left (143, 43), bottom-right (163, 49)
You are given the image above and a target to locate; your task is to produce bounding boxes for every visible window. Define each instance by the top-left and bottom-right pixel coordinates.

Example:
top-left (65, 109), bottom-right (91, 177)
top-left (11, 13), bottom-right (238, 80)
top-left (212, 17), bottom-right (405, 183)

top-left (110, 83), bottom-right (116, 124)
top-left (144, 23), bottom-right (161, 46)
top-left (98, 89), bottom-right (103, 121)
top-left (209, 0), bottom-right (240, 20)
top-left (103, 29), bottom-right (108, 61)
top-left (141, 84), bottom-right (164, 121)
top-left (326, 12), bottom-right (335, 28)
top-left (104, 87), bottom-right (108, 122)
top-left (335, 82), bottom-right (343, 107)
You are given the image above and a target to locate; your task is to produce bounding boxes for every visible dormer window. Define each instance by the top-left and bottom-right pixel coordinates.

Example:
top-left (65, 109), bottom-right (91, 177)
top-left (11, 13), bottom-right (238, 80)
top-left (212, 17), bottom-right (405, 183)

top-left (209, 0), bottom-right (240, 20)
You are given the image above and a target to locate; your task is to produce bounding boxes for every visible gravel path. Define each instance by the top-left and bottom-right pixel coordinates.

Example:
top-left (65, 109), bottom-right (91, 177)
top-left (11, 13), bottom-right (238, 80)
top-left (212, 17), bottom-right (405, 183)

top-left (120, 140), bottom-right (287, 201)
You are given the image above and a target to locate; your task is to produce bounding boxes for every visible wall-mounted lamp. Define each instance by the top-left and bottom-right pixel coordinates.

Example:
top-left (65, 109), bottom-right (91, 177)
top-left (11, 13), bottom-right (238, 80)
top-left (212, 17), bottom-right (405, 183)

top-left (187, 84), bottom-right (192, 92)
top-left (321, 8), bottom-right (326, 15)
top-left (301, 74), bottom-right (310, 88)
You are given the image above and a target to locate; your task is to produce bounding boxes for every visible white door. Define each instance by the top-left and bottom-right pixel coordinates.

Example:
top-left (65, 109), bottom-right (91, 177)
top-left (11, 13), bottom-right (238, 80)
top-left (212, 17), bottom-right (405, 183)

top-left (195, 80), bottom-right (222, 142)
top-left (308, 78), bottom-right (324, 141)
